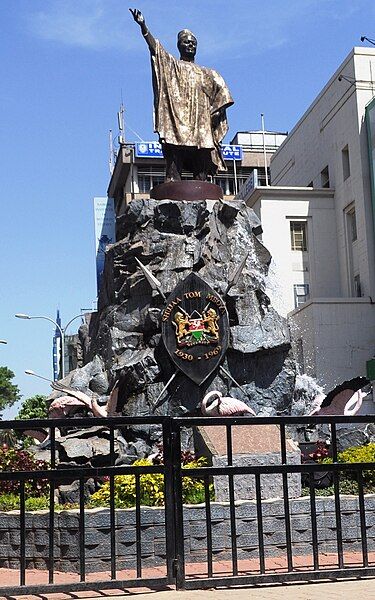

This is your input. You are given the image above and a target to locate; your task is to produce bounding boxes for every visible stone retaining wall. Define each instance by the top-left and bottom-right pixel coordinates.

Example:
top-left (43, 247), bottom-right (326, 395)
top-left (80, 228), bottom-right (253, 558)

top-left (0, 495), bottom-right (374, 572)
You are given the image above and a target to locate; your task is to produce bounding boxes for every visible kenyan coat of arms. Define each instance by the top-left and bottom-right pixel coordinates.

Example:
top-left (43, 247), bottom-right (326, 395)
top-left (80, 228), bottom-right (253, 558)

top-left (161, 273), bottom-right (229, 385)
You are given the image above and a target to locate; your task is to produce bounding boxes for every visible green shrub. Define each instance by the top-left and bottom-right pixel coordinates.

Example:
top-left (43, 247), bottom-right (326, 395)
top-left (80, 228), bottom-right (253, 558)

top-left (338, 443), bottom-right (375, 486)
top-left (321, 442), bottom-right (375, 486)
top-left (89, 457), bottom-right (214, 508)
top-left (0, 494), bottom-right (83, 512)
top-left (302, 478), bottom-right (360, 497)
top-left (0, 494), bottom-right (50, 511)
top-left (0, 494), bottom-right (19, 511)
top-left (182, 458), bottom-right (214, 504)
top-left (304, 442), bottom-right (375, 495)
top-left (25, 496), bottom-right (50, 511)
top-left (89, 459), bottom-right (164, 508)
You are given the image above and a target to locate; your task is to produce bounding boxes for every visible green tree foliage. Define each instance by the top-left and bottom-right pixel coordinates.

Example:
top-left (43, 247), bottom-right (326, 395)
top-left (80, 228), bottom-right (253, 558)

top-left (16, 394), bottom-right (48, 421)
top-left (14, 394), bottom-right (48, 448)
top-left (0, 366), bottom-right (20, 412)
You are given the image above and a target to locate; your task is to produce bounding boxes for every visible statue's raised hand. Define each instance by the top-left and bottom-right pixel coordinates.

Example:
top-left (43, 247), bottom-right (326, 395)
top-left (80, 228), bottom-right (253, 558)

top-left (129, 8), bottom-right (144, 25)
top-left (129, 8), bottom-right (155, 53)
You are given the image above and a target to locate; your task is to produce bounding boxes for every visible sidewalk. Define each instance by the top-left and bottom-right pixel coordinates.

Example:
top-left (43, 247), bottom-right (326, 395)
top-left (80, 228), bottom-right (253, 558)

top-left (104, 580), bottom-right (375, 599)
top-left (1, 552), bottom-right (375, 600)
top-left (1, 578), bottom-right (374, 600)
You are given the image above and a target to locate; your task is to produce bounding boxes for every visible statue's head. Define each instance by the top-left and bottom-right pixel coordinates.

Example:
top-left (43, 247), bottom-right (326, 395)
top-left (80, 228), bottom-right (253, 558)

top-left (177, 29), bottom-right (197, 61)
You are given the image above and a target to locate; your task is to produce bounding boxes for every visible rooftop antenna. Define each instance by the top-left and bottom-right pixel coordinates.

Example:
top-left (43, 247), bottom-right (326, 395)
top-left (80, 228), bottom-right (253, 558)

top-left (117, 102), bottom-right (125, 146)
top-left (109, 129), bottom-right (114, 175)
top-left (361, 35), bottom-right (375, 46)
top-left (261, 113), bottom-right (269, 187)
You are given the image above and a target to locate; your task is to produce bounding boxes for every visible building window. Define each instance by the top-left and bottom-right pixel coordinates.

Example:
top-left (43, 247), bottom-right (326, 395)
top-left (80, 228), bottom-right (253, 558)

top-left (342, 145), bottom-right (350, 180)
top-left (347, 207), bottom-right (357, 242)
top-left (290, 221), bottom-right (308, 251)
top-left (344, 204), bottom-right (359, 297)
top-left (321, 166), bottom-right (330, 188)
top-left (354, 275), bottom-right (362, 297)
top-left (294, 284), bottom-right (310, 308)
top-left (255, 167), bottom-right (270, 187)
top-left (214, 176), bottom-right (236, 196)
top-left (295, 338), bottom-right (305, 372)
top-left (138, 167), bottom-right (164, 193)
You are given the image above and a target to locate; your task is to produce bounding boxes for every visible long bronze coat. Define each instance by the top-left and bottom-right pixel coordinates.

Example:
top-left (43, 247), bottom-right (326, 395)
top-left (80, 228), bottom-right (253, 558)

top-left (151, 40), bottom-right (234, 170)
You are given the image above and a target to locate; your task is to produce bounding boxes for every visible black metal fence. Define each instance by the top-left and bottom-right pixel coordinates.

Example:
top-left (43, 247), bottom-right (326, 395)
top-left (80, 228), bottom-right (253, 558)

top-left (0, 414), bottom-right (374, 593)
top-left (171, 415), bottom-right (375, 589)
top-left (0, 416), bottom-right (174, 595)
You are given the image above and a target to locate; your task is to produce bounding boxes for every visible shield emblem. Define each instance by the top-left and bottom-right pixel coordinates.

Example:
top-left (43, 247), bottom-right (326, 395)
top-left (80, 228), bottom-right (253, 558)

top-left (161, 273), bottom-right (229, 385)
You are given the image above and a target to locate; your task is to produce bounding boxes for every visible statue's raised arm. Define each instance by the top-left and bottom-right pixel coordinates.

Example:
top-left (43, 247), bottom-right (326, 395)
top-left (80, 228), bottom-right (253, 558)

top-left (129, 8), bottom-right (156, 54)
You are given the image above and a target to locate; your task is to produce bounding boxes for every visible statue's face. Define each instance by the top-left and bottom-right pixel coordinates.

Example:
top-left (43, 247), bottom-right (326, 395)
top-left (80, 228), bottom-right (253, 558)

top-left (178, 34), bottom-right (197, 60)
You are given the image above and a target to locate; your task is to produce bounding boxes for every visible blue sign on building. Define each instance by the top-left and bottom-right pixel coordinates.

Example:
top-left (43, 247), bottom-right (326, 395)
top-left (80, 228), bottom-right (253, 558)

top-left (135, 141), bottom-right (243, 161)
top-left (135, 142), bottom-right (164, 158)
top-left (235, 169), bottom-right (258, 201)
top-left (94, 197), bottom-right (116, 296)
top-left (221, 144), bottom-right (243, 160)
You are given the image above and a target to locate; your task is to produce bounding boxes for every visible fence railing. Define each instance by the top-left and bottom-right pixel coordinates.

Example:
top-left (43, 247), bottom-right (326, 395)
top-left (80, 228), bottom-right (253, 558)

top-left (0, 414), bottom-right (374, 593)
top-left (170, 415), bottom-right (375, 589)
top-left (0, 416), bottom-right (173, 595)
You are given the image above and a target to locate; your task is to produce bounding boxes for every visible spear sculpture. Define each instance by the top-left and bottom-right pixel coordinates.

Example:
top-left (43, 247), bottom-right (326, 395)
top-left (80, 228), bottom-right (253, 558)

top-left (135, 255), bottom-right (181, 411)
top-left (135, 257), bottom-right (166, 300)
top-left (225, 251), bottom-right (249, 295)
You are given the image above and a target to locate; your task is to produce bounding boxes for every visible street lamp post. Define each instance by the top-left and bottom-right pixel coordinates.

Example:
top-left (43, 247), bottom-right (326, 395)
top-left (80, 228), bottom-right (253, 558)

top-left (15, 313), bottom-right (83, 380)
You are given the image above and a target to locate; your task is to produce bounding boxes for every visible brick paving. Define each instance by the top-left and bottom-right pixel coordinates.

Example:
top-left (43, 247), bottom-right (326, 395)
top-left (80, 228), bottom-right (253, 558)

top-left (0, 550), bottom-right (374, 600)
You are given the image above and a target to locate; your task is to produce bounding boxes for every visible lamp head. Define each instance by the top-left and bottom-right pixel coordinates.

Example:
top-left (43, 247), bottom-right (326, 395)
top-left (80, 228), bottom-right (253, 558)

top-left (25, 369), bottom-right (53, 384)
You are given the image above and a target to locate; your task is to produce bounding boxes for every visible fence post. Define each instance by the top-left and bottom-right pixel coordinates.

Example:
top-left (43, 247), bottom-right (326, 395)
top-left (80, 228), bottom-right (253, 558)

top-left (163, 417), bottom-right (176, 584)
top-left (171, 420), bottom-right (186, 590)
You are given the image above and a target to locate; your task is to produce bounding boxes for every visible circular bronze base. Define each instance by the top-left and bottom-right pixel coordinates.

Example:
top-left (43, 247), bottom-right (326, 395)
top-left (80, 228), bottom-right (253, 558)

top-left (150, 180), bottom-right (223, 201)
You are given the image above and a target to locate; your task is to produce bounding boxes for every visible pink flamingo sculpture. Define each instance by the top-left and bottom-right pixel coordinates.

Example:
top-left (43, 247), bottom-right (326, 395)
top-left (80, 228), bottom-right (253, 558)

top-left (50, 380), bottom-right (119, 418)
top-left (201, 390), bottom-right (256, 417)
top-left (23, 381), bottom-right (120, 445)
top-left (309, 376), bottom-right (368, 417)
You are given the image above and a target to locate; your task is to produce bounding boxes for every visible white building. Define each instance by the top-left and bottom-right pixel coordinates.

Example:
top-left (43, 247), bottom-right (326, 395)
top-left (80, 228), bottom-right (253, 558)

top-left (242, 47), bottom-right (375, 389)
top-left (246, 186), bottom-right (337, 316)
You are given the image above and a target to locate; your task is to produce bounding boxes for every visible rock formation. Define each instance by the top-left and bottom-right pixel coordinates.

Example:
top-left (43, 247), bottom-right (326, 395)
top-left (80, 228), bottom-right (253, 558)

top-left (48, 198), bottom-right (298, 463)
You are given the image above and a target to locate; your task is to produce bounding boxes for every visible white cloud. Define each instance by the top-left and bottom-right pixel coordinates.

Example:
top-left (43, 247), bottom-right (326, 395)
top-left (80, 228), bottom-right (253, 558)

top-left (27, 0), bottom-right (368, 58)
top-left (27, 0), bottom-right (295, 55)
top-left (28, 0), bottom-right (130, 50)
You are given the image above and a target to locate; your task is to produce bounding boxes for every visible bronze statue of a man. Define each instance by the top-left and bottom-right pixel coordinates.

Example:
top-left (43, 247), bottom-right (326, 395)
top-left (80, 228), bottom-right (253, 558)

top-left (130, 9), bottom-right (234, 182)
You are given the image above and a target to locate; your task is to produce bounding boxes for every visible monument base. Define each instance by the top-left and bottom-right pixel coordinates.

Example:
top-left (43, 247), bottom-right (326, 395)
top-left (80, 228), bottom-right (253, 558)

top-left (195, 424), bottom-right (301, 501)
top-left (150, 179), bottom-right (223, 201)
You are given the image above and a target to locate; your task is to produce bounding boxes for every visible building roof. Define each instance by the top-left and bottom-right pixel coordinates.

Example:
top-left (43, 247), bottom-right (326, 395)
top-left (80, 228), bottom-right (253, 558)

top-left (271, 46), bottom-right (375, 161)
top-left (245, 185), bottom-right (335, 207)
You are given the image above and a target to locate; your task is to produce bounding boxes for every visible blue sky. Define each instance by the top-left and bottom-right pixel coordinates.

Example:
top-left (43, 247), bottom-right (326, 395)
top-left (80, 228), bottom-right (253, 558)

top-left (1, 0), bottom-right (375, 415)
